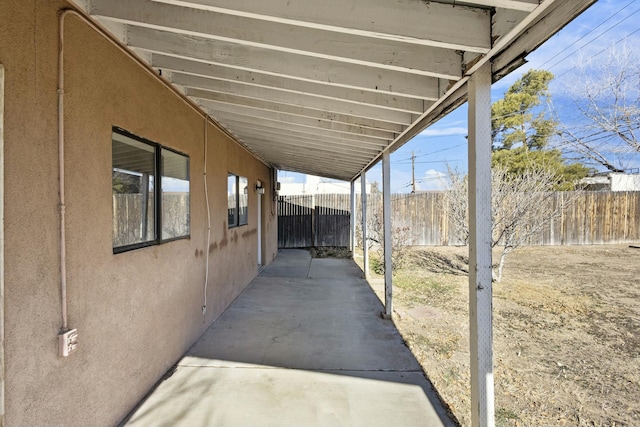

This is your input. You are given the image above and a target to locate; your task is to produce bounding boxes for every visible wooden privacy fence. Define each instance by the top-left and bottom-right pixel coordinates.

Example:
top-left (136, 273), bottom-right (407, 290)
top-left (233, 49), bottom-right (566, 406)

top-left (116, 191), bottom-right (640, 248)
top-left (362, 192), bottom-right (456, 246)
top-left (278, 191), bottom-right (640, 248)
top-left (278, 194), bottom-right (351, 248)
top-left (113, 193), bottom-right (189, 246)
top-left (545, 191), bottom-right (640, 245)
top-left (361, 191), bottom-right (640, 246)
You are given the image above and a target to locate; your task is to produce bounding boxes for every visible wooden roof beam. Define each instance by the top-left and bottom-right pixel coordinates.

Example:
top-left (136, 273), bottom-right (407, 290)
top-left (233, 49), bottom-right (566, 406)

top-left (92, 0), bottom-right (464, 80)
top-left (150, 0), bottom-right (492, 52)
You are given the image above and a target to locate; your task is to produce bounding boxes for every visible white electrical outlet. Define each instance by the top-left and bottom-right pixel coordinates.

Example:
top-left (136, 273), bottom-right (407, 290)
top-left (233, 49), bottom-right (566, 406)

top-left (58, 329), bottom-right (79, 357)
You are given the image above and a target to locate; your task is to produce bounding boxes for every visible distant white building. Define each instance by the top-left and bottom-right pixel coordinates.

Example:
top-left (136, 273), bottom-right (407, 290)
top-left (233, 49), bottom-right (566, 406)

top-left (279, 174), bottom-right (372, 195)
top-left (580, 173), bottom-right (640, 191)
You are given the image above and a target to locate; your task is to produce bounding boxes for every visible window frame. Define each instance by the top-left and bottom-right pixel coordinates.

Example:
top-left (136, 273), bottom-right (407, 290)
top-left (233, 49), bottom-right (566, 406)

top-left (228, 173), bottom-right (249, 228)
top-left (112, 127), bottom-right (190, 254)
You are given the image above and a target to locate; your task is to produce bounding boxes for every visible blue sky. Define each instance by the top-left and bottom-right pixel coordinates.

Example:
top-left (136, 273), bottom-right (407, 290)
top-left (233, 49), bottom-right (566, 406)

top-left (281, 0), bottom-right (640, 193)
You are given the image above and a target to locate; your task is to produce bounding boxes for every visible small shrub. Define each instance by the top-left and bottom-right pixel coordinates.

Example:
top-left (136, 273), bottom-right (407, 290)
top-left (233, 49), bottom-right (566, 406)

top-left (370, 257), bottom-right (385, 275)
top-left (310, 246), bottom-right (352, 258)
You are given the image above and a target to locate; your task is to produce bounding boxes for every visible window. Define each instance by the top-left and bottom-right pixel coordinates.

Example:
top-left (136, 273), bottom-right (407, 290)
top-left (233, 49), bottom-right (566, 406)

top-left (161, 148), bottom-right (190, 240)
top-left (238, 176), bottom-right (248, 226)
top-left (228, 173), bottom-right (248, 228)
top-left (112, 128), bottom-right (190, 253)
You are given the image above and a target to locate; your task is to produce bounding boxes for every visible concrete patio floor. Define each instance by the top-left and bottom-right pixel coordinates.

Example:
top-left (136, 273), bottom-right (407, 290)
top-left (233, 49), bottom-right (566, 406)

top-left (122, 249), bottom-right (456, 427)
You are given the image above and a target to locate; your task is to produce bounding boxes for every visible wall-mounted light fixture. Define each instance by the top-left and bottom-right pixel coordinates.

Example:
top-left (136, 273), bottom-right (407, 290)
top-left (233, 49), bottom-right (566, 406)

top-left (256, 180), bottom-right (265, 194)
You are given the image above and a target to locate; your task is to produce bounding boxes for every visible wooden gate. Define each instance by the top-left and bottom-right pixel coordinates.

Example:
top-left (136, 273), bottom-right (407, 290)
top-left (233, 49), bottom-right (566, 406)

top-left (278, 194), bottom-right (351, 248)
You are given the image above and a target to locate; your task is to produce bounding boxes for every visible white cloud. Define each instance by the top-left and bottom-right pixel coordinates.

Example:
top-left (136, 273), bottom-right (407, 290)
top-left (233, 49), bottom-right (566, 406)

top-left (419, 127), bottom-right (468, 137)
top-left (390, 168), bottom-right (413, 193)
top-left (279, 175), bottom-right (297, 183)
top-left (418, 169), bottom-right (448, 191)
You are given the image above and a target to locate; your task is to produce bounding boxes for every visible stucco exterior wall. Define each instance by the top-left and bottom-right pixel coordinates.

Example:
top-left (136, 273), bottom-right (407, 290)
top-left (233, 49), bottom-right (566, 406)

top-left (0, 1), bottom-right (278, 424)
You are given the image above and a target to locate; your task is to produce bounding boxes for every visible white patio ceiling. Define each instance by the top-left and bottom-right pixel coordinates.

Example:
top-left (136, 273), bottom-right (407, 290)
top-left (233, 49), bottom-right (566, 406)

top-left (72, 0), bottom-right (595, 181)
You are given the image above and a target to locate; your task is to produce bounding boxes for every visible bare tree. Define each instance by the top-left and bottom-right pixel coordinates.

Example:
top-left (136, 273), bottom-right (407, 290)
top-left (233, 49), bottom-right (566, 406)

top-left (442, 165), bottom-right (469, 245)
top-left (555, 42), bottom-right (640, 172)
top-left (442, 166), bottom-right (578, 281)
top-left (357, 189), bottom-right (411, 274)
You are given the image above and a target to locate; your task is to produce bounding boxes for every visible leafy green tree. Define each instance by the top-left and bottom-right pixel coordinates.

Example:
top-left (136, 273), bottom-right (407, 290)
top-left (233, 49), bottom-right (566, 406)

top-left (492, 69), bottom-right (556, 150)
top-left (491, 69), bottom-right (590, 188)
top-left (491, 147), bottom-right (590, 191)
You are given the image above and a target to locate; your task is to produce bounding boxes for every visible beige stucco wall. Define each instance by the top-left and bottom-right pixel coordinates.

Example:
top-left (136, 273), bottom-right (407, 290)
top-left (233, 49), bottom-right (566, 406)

top-left (0, 1), bottom-right (278, 424)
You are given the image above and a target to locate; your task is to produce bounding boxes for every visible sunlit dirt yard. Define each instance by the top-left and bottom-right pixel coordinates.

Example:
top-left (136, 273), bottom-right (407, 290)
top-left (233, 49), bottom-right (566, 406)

top-left (358, 244), bottom-right (640, 427)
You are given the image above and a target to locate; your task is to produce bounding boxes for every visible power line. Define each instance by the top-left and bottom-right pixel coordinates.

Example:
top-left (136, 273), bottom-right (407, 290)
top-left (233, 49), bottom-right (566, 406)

top-left (414, 160), bottom-right (463, 164)
top-left (395, 143), bottom-right (465, 162)
top-left (415, 133), bottom-right (467, 139)
top-left (556, 26), bottom-right (640, 80)
top-left (415, 144), bottom-right (465, 159)
top-left (411, 151), bottom-right (416, 193)
top-left (539, 0), bottom-right (637, 69)
top-left (546, 7), bottom-right (640, 71)
top-left (396, 4), bottom-right (640, 172)
top-left (395, 159), bottom-right (462, 165)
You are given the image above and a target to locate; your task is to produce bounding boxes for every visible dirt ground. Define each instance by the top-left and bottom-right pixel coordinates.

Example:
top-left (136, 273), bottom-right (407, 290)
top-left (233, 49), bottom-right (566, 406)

top-left (361, 244), bottom-right (640, 427)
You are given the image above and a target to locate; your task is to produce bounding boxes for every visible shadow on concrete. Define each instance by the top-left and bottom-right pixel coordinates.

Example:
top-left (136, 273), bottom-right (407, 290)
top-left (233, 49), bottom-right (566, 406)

top-left (121, 250), bottom-right (459, 427)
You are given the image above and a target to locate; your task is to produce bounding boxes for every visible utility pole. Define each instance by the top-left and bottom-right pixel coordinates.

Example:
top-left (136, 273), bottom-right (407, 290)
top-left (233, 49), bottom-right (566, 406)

top-left (411, 151), bottom-right (416, 193)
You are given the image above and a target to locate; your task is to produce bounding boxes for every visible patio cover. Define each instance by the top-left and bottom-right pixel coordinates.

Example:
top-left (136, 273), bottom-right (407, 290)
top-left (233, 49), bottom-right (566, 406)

top-left (70, 0), bottom-right (595, 181)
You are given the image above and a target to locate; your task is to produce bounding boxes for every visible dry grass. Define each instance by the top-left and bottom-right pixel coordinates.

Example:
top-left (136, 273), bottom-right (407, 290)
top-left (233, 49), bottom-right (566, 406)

top-left (359, 245), bottom-right (640, 427)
